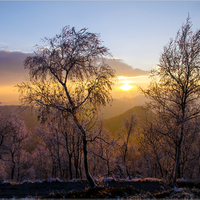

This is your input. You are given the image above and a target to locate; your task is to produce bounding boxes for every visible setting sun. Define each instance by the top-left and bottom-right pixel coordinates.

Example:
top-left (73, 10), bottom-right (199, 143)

top-left (120, 83), bottom-right (133, 91)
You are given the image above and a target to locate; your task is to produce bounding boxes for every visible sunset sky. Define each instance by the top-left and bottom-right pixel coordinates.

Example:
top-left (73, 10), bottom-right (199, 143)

top-left (0, 1), bottom-right (200, 104)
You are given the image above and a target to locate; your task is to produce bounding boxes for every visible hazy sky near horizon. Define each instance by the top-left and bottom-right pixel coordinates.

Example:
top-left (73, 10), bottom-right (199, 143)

top-left (0, 1), bottom-right (200, 103)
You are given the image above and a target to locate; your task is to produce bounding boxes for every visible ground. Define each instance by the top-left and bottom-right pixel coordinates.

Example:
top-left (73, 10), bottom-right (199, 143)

top-left (0, 178), bottom-right (200, 198)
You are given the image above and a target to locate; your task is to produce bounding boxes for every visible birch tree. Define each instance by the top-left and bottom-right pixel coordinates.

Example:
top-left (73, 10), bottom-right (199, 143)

top-left (18, 26), bottom-right (116, 187)
top-left (140, 16), bottom-right (200, 187)
top-left (0, 110), bottom-right (29, 181)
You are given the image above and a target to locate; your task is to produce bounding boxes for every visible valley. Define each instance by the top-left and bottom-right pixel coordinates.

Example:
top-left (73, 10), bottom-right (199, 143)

top-left (0, 95), bottom-right (149, 134)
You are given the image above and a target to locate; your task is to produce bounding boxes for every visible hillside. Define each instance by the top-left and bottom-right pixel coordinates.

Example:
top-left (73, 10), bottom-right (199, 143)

top-left (99, 95), bottom-right (149, 119)
top-left (0, 105), bottom-right (39, 132)
top-left (104, 106), bottom-right (147, 134)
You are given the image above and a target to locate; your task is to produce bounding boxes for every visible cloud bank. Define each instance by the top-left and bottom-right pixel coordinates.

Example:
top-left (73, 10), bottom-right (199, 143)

top-left (105, 58), bottom-right (150, 77)
top-left (0, 50), bottom-right (150, 86)
top-left (0, 50), bottom-right (32, 85)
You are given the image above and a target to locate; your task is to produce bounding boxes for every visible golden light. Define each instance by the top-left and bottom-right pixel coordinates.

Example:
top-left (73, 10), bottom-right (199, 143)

top-left (120, 83), bottom-right (133, 91)
top-left (0, 85), bottom-right (19, 103)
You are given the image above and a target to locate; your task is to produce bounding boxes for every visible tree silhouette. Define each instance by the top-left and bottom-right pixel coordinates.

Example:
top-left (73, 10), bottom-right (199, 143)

top-left (18, 26), bottom-right (116, 187)
top-left (140, 16), bottom-right (200, 186)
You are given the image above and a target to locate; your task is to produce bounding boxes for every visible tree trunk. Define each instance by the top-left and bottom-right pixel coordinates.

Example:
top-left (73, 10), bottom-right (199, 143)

top-left (17, 166), bottom-right (20, 182)
top-left (172, 122), bottom-right (184, 187)
top-left (79, 151), bottom-right (83, 179)
top-left (155, 152), bottom-right (164, 178)
top-left (74, 155), bottom-right (79, 179)
top-left (83, 135), bottom-right (96, 187)
top-left (172, 145), bottom-right (181, 187)
top-left (126, 165), bottom-right (131, 180)
top-left (69, 154), bottom-right (72, 180)
top-left (11, 164), bottom-right (15, 180)
top-left (73, 137), bottom-right (80, 179)
top-left (10, 152), bottom-right (15, 180)
top-left (73, 113), bottom-right (96, 187)
top-left (107, 160), bottom-right (110, 177)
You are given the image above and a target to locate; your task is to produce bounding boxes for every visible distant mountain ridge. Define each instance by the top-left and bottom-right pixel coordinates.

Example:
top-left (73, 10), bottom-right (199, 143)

top-left (0, 95), bottom-right (149, 134)
top-left (0, 101), bottom-right (20, 106)
top-left (104, 106), bottom-right (147, 134)
top-left (99, 95), bottom-right (149, 119)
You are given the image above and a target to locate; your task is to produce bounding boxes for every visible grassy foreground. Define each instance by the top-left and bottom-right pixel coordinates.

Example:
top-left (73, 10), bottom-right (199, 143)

top-left (42, 186), bottom-right (200, 199)
top-left (1, 178), bottom-right (200, 198)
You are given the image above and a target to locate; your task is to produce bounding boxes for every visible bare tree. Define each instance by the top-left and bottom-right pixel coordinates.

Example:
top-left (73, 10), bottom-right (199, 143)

top-left (18, 26), bottom-right (116, 187)
top-left (88, 122), bottom-right (115, 178)
top-left (35, 121), bottom-right (65, 179)
top-left (0, 110), bottom-right (29, 181)
top-left (121, 114), bottom-right (136, 179)
top-left (140, 16), bottom-right (200, 187)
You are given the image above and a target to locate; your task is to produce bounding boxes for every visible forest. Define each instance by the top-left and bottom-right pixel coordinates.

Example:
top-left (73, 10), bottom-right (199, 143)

top-left (0, 16), bottom-right (200, 198)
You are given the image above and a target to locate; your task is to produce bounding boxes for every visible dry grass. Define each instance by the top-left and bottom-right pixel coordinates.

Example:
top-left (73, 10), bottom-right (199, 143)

top-left (42, 186), bottom-right (143, 198)
top-left (42, 185), bottom-right (200, 199)
top-left (2, 178), bottom-right (200, 198)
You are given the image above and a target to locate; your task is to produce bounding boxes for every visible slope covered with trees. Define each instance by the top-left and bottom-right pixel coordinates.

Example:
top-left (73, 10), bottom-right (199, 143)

top-left (104, 106), bottom-right (147, 134)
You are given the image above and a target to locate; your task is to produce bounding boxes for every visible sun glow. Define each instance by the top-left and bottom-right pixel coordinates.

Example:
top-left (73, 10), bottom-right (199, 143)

top-left (120, 83), bottom-right (133, 91)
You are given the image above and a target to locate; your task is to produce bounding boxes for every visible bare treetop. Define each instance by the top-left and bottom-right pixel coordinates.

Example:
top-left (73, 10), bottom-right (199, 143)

top-left (154, 16), bottom-right (200, 87)
top-left (20, 26), bottom-right (116, 112)
top-left (25, 26), bottom-right (111, 82)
